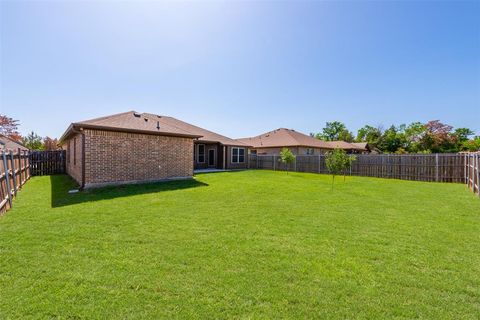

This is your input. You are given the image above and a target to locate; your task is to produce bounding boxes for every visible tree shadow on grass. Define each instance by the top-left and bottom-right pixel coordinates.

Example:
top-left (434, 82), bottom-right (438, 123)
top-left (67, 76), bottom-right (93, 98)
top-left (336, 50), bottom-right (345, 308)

top-left (50, 175), bottom-right (208, 208)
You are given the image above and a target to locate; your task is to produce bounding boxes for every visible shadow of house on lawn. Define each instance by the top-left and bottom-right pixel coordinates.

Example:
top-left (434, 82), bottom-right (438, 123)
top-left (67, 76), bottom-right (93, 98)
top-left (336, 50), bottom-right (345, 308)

top-left (50, 175), bottom-right (208, 208)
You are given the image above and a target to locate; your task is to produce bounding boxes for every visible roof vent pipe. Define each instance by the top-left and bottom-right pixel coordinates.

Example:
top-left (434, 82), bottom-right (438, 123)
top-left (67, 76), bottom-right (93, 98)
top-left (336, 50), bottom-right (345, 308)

top-left (157, 121), bottom-right (160, 130)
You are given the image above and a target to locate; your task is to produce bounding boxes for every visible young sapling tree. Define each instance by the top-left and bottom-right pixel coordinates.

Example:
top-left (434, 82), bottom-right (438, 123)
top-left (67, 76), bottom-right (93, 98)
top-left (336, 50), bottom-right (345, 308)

top-left (279, 148), bottom-right (296, 174)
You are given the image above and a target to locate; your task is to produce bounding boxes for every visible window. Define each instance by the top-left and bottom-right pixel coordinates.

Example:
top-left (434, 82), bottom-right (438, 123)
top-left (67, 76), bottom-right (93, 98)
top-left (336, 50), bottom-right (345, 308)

top-left (306, 148), bottom-right (314, 155)
top-left (232, 147), bottom-right (245, 163)
top-left (197, 144), bottom-right (205, 163)
top-left (73, 138), bottom-right (76, 165)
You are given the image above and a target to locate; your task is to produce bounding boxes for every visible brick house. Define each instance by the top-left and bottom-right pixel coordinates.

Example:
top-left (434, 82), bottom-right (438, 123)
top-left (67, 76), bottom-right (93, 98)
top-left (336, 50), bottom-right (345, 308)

top-left (327, 141), bottom-right (369, 154)
top-left (140, 113), bottom-right (251, 171)
top-left (237, 128), bottom-right (366, 155)
top-left (0, 134), bottom-right (28, 152)
top-left (59, 111), bottom-right (250, 188)
top-left (237, 128), bottom-right (335, 155)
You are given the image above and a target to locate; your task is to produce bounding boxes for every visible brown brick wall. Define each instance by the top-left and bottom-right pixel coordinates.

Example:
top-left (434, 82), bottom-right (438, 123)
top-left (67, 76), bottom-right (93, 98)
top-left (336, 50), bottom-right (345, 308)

top-left (84, 129), bottom-right (194, 187)
top-left (63, 129), bottom-right (194, 188)
top-left (61, 132), bottom-right (83, 185)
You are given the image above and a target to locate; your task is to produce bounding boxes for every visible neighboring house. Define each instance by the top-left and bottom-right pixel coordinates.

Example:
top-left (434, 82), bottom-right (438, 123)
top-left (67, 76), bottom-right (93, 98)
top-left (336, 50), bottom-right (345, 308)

top-left (0, 134), bottom-right (28, 152)
top-left (58, 111), bottom-right (250, 188)
top-left (237, 128), bottom-right (334, 155)
top-left (327, 141), bottom-right (368, 154)
top-left (350, 142), bottom-right (374, 154)
top-left (141, 113), bottom-right (251, 170)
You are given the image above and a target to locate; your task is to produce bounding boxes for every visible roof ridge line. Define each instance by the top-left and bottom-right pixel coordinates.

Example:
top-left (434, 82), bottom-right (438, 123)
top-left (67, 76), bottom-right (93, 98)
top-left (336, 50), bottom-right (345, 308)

top-left (76, 110), bottom-right (137, 124)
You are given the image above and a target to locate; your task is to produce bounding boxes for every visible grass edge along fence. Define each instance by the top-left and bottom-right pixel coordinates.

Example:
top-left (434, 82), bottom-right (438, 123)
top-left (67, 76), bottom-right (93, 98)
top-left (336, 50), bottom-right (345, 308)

top-left (0, 149), bottom-right (31, 214)
top-left (249, 153), bottom-right (473, 186)
top-left (465, 153), bottom-right (480, 197)
top-left (1, 149), bottom-right (67, 215)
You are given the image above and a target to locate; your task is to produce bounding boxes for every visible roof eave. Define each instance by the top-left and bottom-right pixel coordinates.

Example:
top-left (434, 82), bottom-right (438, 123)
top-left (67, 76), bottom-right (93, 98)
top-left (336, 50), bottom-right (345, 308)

top-left (60, 123), bottom-right (203, 142)
top-left (196, 139), bottom-right (252, 147)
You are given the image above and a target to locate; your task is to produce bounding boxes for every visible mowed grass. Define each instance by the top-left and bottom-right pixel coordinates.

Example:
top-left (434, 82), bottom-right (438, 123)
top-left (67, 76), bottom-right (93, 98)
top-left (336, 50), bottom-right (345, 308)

top-left (0, 171), bottom-right (479, 319)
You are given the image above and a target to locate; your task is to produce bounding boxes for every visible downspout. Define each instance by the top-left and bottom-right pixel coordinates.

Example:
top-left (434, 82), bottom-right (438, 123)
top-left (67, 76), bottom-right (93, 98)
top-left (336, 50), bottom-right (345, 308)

top-left (71, 126), bottom-right (86, 189)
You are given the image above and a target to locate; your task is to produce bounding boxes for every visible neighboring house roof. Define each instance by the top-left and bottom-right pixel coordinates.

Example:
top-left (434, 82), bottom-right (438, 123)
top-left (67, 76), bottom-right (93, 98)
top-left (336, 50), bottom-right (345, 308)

top-left (0, 134), bottom-right (28, 151)
top-left (327, 141), bottom-right (367, 151)
top-left (237, 128), bottom-right (334, 149)
top-left (350, 142), bottom-right (369, 150)
top-left (59, 111), bottom-right (249, 147)
top-left (142, 113), bottom-right (250, 147)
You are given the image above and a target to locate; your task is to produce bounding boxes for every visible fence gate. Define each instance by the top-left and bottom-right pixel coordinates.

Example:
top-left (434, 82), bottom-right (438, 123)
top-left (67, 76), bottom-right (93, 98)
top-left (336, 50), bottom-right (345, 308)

top-left (29, 150), bottom-right (66, 176)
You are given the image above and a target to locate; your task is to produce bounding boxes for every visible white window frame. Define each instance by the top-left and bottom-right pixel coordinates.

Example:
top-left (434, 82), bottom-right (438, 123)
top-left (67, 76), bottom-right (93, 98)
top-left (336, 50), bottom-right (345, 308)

top-left (231, 147), bottom-right (245, 164)
top-left (306, 148), bottom-right (314, 155)
top-left (196, 144), bottom-right (205, 163)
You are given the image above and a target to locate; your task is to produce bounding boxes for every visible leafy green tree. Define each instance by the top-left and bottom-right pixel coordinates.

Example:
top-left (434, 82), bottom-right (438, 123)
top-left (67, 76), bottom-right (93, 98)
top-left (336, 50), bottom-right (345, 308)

top-left (338, 129), bottom-right (355, 142)
top-left (453, 128), bottom-right (475, 143)
top-left (22, 131), bottom-right (44, 150)
top-left (325, 149), bottom-right (356, 188)
top-left (377, 125), bottom-right (406, 153)
top-left (314, 121), bottom-right (354, 142)
top-left (279, 148), bottom-right (296, 174)
top-left (461, 136), bottom-right (480, 152)
top-left (403, 122), bottom-right (426, 152)
top-left (356, 125), bottom-right (382, 148)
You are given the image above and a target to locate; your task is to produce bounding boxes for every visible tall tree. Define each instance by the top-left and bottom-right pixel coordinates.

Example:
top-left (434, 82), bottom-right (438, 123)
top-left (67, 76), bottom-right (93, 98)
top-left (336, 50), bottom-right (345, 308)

top-left (22, 131), bottom-right (44, 150)
top-left (461, 136), bottom-right (480, 152)
top-left (377, 125), bottom-right (406, 153)
top-left (356, 125), bottom-right (382, 148)
top-left (315, 121), bottom-right (354, 142)
top-left (420, 120), bottom-right (455, 153)
top-left (0, 114), bottom-right (22, 141)
top-left (403, 122), bottom-right (426, 152)
top-left (453, 128), bottom-right (475, 143)
top-left (43, 137), bottom-right (59, 150)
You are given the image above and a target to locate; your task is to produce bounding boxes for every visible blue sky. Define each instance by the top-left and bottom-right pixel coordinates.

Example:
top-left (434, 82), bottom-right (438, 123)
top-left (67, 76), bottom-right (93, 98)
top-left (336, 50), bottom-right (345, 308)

top-left (1, 1), bottom-right (479, 139)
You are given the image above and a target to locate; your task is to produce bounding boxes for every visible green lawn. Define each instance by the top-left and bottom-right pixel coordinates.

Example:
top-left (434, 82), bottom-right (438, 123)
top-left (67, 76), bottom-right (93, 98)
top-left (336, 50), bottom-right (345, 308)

top-left (1, 171), bottom-right (479, 319)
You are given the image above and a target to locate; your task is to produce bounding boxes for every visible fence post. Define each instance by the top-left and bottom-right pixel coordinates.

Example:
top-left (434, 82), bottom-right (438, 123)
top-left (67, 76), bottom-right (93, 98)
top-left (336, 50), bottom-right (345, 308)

top-left (435, 153), bottom-right (439, 182)
top-left (273, 155), bottom-right (276, 171)
top-left (2, 151), bottom-right (12, 208)
top-left (477, 154), bottom-right (480, 197)
top-left (350, 158), bottom-right (352, 176)
top-left (10, 150), bottom-right (17, 196)
top-left (18, 148), bottom-right (22, 187)
top-left (294, 156), bottom-right (297, 172)
top-left (318, 155), bottom-right (321, 174)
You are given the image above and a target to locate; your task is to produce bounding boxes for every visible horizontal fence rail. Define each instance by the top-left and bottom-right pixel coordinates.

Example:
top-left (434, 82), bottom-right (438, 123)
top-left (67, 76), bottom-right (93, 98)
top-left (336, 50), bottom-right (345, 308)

top-left (249, 153), bottom-right (467, 184)
top-left (29, 150), bottom-right (66, 176)
top-left (1, 149), bottom-right (31, 214)
top-left (465, 153), bottom-right (479, 197)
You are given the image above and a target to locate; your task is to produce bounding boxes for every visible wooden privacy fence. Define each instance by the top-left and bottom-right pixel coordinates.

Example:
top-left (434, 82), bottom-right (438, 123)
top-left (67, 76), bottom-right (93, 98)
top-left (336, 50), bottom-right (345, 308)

top-left (465, 153), bottom-right (480, 197)
top-left (0, 149), bottom-right (31, 214)
top-left (249, 153), bottom-right (466, 183)
top-left (29, 150), bottom-right (66, 176)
